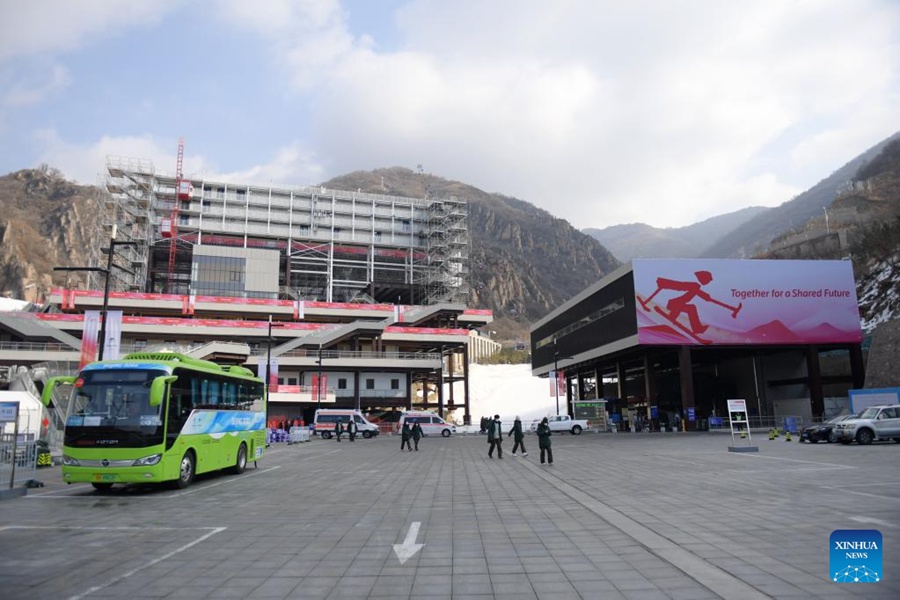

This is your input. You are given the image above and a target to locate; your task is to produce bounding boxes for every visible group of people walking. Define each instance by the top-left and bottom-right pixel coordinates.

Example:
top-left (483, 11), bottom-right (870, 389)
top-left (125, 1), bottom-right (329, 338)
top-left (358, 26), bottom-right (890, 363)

top-left (332, 413), bottom-right (552, 463)
top-left (400, 420), bottom-right (424, 451)
top-left (332, 418), bottom-right (358, 442)
top-left (486, 415), bottom-right (553, 464)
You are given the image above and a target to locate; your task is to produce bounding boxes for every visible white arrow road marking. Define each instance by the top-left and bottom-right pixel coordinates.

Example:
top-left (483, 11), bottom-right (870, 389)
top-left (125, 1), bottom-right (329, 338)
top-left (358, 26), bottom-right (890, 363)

top-left (393, 521), bottom-right (425, 564)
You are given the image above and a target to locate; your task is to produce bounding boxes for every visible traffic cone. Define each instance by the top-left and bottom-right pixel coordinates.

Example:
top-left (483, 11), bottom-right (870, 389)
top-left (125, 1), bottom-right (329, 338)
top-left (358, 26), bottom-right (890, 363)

top-left (773, 428), bottom-right (780, 437)
top-left (740, 430), bottom-right (747, 439)
top-left (768, 429), bottom-right (775, 440)
top-left (785, 431), bottom-right (792, 442)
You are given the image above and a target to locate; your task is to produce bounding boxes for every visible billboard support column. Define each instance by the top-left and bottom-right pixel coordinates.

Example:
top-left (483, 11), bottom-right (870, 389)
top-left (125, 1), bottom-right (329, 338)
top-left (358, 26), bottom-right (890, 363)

top-left (616, 362), bottom-right (626, 400)
top-left (678, 346), bottom-right (695, 431)
top-left (806, 346), bottom-right (824, 418)
top-left (644, 356), bottom-right (657, 426)
top-left (849, 344), bottom-right (865, 389)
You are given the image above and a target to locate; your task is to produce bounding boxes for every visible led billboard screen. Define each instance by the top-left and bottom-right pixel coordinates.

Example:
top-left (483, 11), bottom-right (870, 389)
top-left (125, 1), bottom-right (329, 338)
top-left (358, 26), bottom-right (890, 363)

top-left (633, 259), bottom-right (862, 346)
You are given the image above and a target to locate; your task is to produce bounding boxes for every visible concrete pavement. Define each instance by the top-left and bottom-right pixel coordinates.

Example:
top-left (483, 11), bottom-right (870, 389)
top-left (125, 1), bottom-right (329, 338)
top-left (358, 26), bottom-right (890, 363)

top-left (1, 430), bottom-right (898, 599)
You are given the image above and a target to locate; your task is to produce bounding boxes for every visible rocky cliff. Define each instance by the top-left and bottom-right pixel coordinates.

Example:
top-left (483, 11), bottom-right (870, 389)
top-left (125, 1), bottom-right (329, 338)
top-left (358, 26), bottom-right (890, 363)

top-left (0, 168), bottom-right (99, 302)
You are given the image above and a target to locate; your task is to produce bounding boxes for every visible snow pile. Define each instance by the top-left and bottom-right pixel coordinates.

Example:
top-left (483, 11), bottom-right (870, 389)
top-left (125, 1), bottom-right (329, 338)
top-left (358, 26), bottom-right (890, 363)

top-left (0, 298), bottom-right (29, 311)
top-left (446, 363), bottom-right (558, 427)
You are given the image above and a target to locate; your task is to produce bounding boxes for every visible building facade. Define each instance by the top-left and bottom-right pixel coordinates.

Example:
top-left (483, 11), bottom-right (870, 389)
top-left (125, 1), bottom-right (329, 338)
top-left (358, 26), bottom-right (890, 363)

top-left (531, 259), bottom-right (865, 430)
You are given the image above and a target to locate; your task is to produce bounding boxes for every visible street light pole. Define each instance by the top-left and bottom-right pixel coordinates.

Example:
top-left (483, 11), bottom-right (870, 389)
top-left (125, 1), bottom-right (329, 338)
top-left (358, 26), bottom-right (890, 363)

top-left (266, 315), bottom-right (273, 425)
top-left (97, 241), bottom-right (116, 361)
top-left (54, 234), bottom-right (135, 362)
top-left (554, 350), bottom-right (560, 416)
top-left (316, 344), bottom-right (323, 412)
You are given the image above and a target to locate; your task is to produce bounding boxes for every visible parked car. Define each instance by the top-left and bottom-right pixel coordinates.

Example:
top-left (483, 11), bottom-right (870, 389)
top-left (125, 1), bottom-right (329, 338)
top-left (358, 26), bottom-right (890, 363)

top-left (834, 405), bottom-right (900, 445)
top-left (799, 414), bottom-right (856, 443)
top-left (529, 414), bottom-right (591, 435)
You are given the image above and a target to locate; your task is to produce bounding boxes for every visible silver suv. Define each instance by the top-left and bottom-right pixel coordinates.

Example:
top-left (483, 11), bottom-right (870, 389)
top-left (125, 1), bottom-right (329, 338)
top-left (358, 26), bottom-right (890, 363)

top-left (835, 405), bottom-right (900, 445)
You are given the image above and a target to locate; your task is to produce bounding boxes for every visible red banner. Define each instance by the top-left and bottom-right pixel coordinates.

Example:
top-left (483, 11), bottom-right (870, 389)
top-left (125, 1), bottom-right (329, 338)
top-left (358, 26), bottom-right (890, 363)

top-left (79, 311), bottom-right (100, 368)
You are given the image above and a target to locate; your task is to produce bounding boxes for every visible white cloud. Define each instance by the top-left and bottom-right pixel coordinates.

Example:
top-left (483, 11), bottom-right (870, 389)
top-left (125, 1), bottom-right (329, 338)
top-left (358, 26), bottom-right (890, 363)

top-left (241, 0), bottom-right (900, 227)
top-left (0, 1), bottom-right (180, 61)
top-left (11, 0), bottom-right (900, 230)
top-left (3, 63), bottom-right (71, 107)
top-left (32, 129), bottom-right (326, 190)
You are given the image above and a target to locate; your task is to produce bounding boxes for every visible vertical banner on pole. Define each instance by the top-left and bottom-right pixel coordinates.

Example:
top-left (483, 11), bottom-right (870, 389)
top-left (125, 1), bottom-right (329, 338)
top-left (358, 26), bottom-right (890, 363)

top-left (258, 358), bottom-right (268, 389)
top-left (293, 300), bottom-right (304, 320)
top-left (269, 359), bottom-right (279, 393)
top-left (549, 371), bottom-right (565, 396)
top-left (80, 310), bottom-right (101, 369)
top-left (104, 310), bottom-right (123, 360)
top-left (312, 374), bottom-right (320, 401)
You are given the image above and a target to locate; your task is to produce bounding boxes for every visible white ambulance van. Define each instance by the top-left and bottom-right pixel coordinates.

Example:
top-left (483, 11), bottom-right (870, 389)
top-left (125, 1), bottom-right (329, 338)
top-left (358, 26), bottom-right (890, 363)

top-left (314, 409), bottom-right (380, 439)
top-left (399, 411), bottom-right (456, 437)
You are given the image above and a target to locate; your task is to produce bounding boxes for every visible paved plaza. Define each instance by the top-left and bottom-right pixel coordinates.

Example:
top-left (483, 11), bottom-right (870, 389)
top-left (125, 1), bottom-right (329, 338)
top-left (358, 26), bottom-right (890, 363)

top-left (1, 430), bottom-right (898, 599)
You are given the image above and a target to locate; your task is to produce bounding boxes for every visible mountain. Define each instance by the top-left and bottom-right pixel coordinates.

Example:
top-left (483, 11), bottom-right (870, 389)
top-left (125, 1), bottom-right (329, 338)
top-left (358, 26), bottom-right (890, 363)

top-left (320, 168), bottom-right (621, 341)
top-left (0, 166), bottom-right (99, 301)
top-left (701, 132), bottom-right (900, 258)
top-left (583, 206), bottom-right (769, 261)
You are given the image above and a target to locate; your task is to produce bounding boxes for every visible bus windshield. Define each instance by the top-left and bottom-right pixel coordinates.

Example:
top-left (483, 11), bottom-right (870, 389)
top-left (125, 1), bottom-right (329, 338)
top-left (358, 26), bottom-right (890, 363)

top-left (64, 368), bottom-right (167, 448)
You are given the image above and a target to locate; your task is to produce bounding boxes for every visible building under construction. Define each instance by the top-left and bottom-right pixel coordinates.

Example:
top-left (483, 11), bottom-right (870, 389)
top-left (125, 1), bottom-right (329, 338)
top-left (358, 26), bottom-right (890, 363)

top-left (99, 155), bottom-right (469, 305)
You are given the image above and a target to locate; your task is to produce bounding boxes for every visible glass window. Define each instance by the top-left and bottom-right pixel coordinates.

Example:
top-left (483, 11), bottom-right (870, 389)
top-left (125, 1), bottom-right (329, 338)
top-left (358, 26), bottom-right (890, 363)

top-left (391, 379), bottom-right (400, 390)
top-left (366, 379), bottom-right (375, 390)
top-left (338, 379), bottom-right (348, 390)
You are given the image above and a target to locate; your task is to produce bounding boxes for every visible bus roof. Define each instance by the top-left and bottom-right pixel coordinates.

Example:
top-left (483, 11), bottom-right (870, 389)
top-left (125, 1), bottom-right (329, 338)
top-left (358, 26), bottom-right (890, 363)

top-left (84, 351), bottom-right (259, 380)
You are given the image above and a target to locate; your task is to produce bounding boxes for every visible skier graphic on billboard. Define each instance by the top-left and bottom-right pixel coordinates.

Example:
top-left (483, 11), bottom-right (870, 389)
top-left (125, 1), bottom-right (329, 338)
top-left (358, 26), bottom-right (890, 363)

top-left (637, 270), bottom-right (742, 344)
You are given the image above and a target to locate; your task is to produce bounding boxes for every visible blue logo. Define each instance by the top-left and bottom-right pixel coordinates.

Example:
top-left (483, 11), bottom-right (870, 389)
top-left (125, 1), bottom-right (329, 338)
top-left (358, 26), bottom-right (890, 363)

top-left (830, 529), bottom-right (882, 583)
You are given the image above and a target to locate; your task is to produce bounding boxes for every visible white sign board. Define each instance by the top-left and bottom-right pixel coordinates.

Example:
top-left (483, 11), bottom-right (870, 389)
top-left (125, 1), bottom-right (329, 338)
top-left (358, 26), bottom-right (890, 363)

top-left (726, 398), bottom-right (751, 446)
top-left (0, 401), bottom-right (18, 423)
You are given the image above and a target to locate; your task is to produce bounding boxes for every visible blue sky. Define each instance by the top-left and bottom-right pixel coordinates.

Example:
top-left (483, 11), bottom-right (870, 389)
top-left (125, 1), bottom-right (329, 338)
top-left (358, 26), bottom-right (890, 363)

top-left (1, 0), bottom-right (897, 228)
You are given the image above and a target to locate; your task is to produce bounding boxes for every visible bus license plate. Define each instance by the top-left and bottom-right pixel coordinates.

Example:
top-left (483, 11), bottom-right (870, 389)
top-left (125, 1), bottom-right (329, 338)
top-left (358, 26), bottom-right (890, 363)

top-left (93, 474), bottom-right (117, 482)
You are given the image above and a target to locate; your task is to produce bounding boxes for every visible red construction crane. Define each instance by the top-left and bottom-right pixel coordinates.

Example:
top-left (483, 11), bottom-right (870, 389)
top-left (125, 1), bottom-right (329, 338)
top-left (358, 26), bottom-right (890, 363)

top-left (162, 138), bottom-right (191, 292)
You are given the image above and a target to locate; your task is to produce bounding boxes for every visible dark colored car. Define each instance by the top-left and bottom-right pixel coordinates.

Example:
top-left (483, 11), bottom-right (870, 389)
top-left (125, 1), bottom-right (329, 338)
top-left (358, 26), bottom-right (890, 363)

top-left (799, 414), bottom-right (856, 443)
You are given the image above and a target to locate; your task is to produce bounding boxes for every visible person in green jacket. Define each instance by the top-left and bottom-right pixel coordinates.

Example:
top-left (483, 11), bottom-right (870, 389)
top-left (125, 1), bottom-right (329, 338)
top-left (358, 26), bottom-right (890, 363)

top-left (400, 421), bottom-right (414, 451)
top-left (536, 417), bottom-right (553, 464)
top-left (412, 421), bottom-right (423, 451)
top-left (508, 415), bottom-right (527, 456)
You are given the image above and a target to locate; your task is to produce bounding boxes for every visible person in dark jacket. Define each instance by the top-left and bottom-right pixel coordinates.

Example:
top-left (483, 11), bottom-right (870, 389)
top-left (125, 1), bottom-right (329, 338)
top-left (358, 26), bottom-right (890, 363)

top-left (412, 421), bottom-right (423, 451)
top-left (536, 417), bottom-right (553, 464)
top-left (487, 414), bottom-right (503, 459)
top-left (334, 419), bottom-right (343, 442)
top-left (400, 421), bottom-right (413, 451)
top-left (346, 417), bottom-right (357, 442)
top-left (508, 415), bottom-right (527, 456)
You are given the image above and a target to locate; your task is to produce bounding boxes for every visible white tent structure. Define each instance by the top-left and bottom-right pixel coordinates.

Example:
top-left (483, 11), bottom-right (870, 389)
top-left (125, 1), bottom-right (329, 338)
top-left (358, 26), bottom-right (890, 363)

top-left (0, 391), bottom-right (46, 440)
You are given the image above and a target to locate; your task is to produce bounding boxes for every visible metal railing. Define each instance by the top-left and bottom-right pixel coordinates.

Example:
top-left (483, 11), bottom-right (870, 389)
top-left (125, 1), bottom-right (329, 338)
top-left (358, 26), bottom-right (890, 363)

top-left (248, 348), bottom-right (441, 362)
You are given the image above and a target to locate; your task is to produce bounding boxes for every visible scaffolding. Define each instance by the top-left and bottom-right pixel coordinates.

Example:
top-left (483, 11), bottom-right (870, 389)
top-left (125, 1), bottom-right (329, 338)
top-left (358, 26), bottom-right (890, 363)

top-left (98, 158), bottom-right (470, 303)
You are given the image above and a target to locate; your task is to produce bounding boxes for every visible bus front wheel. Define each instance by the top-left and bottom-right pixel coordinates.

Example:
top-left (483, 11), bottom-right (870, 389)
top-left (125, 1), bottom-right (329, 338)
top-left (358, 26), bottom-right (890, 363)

top-left (176, 451), bottom-right (196, 489)
top-left (231, 443), bottom-right (247, 475)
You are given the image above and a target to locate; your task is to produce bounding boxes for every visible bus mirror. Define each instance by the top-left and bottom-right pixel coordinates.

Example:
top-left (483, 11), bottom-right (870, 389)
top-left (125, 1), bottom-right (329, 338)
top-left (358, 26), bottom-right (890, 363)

top-left (150, 375), bottom-right (178, 407)
top-left (41, 376), bottom-right (76, 407)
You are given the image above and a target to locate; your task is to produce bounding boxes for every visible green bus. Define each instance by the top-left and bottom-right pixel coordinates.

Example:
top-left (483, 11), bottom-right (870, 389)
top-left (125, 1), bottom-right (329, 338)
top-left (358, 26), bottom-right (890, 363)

top-left (41, 352), bottom-right (266, 490)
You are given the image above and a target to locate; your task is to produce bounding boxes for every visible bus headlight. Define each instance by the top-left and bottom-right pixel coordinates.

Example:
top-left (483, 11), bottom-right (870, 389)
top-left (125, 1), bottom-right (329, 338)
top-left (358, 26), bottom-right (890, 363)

top-left (132, 454), bottom-right (162, 467)
top-left (62, 455), bottom-right (80, 466)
